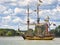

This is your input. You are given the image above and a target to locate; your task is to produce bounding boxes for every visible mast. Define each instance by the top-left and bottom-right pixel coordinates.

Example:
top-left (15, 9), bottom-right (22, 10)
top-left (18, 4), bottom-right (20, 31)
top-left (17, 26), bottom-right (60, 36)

top-left (36, 0), bottom-right (42, 24)
top-left (34, 0), bottom-right (42, 36)
top-left (27, 5), bottom-right (30, 30)
top-left (37, 4), bottom-right (40, 24)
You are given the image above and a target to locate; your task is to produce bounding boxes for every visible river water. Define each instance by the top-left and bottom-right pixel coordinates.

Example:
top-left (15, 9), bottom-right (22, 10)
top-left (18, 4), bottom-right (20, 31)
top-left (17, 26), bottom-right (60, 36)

top-left (0, 36), bottom-right (60, 45)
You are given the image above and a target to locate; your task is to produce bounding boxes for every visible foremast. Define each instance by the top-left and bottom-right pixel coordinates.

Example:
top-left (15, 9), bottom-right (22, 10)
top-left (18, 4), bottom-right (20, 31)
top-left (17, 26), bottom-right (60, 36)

top-left (27, 5), bottom-right (30, 30)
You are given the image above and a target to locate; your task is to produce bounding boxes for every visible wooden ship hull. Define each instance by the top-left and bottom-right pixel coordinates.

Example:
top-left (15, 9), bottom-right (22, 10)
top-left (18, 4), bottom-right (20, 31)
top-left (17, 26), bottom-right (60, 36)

top-left (22, 35), bottom-right (54, 40)
top-left (24, 36), bottom-right (54, 40)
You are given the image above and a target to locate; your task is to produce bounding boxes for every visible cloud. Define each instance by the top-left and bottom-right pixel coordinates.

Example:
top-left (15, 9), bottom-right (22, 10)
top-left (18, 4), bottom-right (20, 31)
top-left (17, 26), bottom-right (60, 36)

top-left (14, 7), bottom-right (33, 15)
top-left (23, 16), bottom-right (35, 24)
top-left (58, 0), bottom-right (60, 4)
top-left (18, 0), bottom-right (56, 6)
top-left (0, 0), bottom-right (59, 30)
top-left (2, 15), bottom-right (11, 20)
top-left (0, 24), bottom-right (15, 29)
top-left (0, 0), bottom-right (31, 6)
top-left (14, 8), bottom-right (25, 14)
top-left (39, 5), bottom-right (60, 21)
top-left (3, 9), bottom-right (13, 15)
top-left (0, 5), bottom-right (7, 13)
top-left (9, 3), bottom-right (17, 6)
top-left (50, 21), bottom-right (60, 29)
top-left (0, 0), bottom-right (17, 3)
top-left (18, 0), bottom-right (34, 6)
top-left (2, 16), bottom-right (11, 24)
top-left (12, 17), bottom-right (22, 23)
top-left (41, 0), bottom-right (57, 5)
top-left (56, 5), bottom-right (60, 11)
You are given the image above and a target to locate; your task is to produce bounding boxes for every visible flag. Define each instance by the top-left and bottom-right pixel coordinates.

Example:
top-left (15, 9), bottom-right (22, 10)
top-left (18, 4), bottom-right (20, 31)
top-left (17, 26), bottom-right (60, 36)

top-left (39, 0), bottom-right (42, 3)
top-left (53, 24), bottom-right (56, 26)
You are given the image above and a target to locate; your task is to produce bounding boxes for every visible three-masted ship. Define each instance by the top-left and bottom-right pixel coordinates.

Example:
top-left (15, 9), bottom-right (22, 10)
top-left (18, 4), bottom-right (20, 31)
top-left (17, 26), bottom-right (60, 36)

top-left (22, 0), bottom-right (55, 40)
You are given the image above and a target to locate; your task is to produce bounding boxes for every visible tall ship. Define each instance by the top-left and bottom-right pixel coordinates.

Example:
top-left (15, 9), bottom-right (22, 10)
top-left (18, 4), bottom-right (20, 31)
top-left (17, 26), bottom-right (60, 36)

top-left (22, 0), bottom-right (55, 40)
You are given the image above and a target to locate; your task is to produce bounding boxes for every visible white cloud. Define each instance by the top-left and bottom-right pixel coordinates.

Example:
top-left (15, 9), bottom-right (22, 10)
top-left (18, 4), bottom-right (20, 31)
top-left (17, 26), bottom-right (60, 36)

top-left (11, 0), bottom-right (17, 2)
top-left (0, 0), bottom-right (57, 7)
top-left (39, 10), bottom-right (51, 18)
top-left (0, 24), bottom-right (15, 29)
top-left (14, 7), bottom-right (26, 14)
top-left (2, 15), bottom-right (11, 20)
top-left (18, 0), bottom-right (33, 6)
top-left (0, 0), bottom-right (31, 6)
top-left (58, 0), bottom-right (60, 4)
top-left (41, 0), bottom-right (57, 5)
top-left (9, 3), bottom-right (17, 6)
top-left (2, 16), bottom-right (11, 24)
top-left (50, 25), bottom-right (56, 29)
top-left (23, 16), bottom-right (35, 24)
top-left (38, 6), bottom-right (60, 29)
top-left (55, 22), bottom-right (60, 26)
top-left (20, 25), bottom-right (27, 30)
top-left (50, 21), bottom-right (60, 29)
top-left (0, 5), bottom-right (7, 13)
top-left (14, 7), bottom-right (33, 15)
top-left (39, 6), bottom-right (60, 19)
top-left (56, 5), bottom-right (60, 12)
top-left (0, 0), bottom-right (59, 30)
top-left (0, 0), bottom-right (17, 3)
top-left (14, 8), bottom-right (21, 13)
top-left (26, 9), bottom-right (33, 14)
top-left (13, 17), bottom-right (22, 23)
top-left (3, 9), bottom-right (13, 14)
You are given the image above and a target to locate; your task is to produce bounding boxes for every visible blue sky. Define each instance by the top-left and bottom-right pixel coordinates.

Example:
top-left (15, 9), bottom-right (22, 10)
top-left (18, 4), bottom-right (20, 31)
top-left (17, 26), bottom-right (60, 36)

top-left (0, 0), bottom-right (60, 30)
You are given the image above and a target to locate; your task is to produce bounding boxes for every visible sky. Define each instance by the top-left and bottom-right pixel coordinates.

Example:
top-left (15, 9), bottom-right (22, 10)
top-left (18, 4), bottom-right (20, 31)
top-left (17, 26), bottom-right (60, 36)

top-left (0, 0), bottom-right (60, 30)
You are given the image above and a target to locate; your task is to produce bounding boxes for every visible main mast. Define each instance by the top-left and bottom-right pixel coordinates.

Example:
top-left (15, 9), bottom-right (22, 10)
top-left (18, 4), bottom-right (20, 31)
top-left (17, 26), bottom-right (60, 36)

top-left (36, 0), bottom-right (42, 24)
top-left (34, 0), bottom-right (42, 36)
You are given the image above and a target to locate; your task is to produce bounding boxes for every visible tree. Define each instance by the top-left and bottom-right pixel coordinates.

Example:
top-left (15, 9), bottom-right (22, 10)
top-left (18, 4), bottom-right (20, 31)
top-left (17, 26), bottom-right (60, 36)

top-left (50, 25), bottom-right (60, 37)
top-left (6, 31), bottom-right (13, 36)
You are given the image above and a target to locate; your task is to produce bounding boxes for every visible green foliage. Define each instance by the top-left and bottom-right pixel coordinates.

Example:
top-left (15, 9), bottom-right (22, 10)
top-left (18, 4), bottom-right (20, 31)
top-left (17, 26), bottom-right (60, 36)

top-left (54, 25), bottom-right (60, 37)
top-left (50, 25), bottom-right (60, 37)
top-left (6, 31), bottom-right (13, 36)
top-left (0, 28), bottom-right (19, 36)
